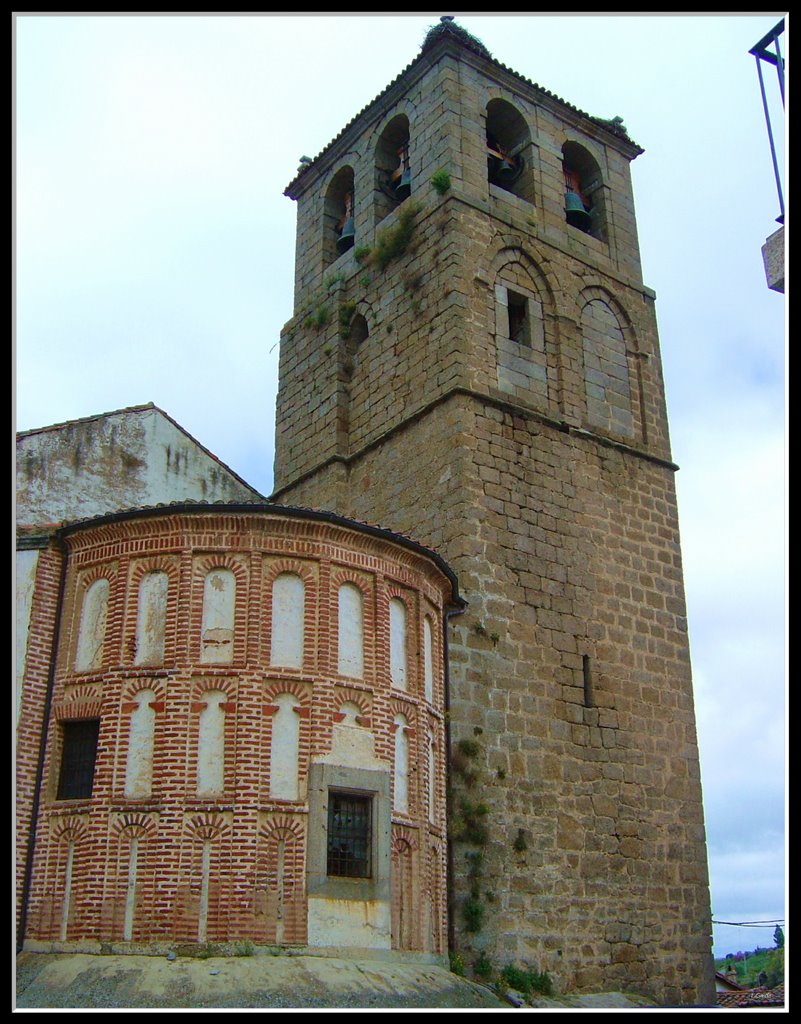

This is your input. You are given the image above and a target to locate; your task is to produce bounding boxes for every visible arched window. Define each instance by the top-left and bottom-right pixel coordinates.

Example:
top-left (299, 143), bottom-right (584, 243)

top-left (562, 141), bottom-right (607, 240)
top-left (486, 98), bottom-right (533, 202)
top-left (389, 597), bottom-right (407, 691)
top-left (337, 583), bottom-right (364, 679)
top-left (75, 578), bottom-right (109, 672)
top-left (324, 166), bottom-right (356, 264)
top-left (124, 689), bottom-right (156, 799)
top-left (269, 693), bottom-right (301, 801)
top-left (196, 690), bottom-right (227, 796)
top-left (493, 263), bottom-right (549, 408)
top-left (201, 568), bottom-right (235, 664)
top-left (270, 573), bottom-right (305, 669)
top-left (375, 113), bottom-right (411, 224)
top-left (393, 713), bottom-right (410, 814)
top-left (423, 616), bottom-right (434, 703)
top-left (581, 297), bottom-right (633, 438)
top-left (135, 571), bottom-right (168, 666)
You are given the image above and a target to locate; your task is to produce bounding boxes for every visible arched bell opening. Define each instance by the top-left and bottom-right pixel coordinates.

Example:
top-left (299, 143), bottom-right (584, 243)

top-left (324, 166), bottom-right (356, 264)
top-left (562, 142), bottom-right (607, 240)
top-left (485, 98), bottom-right (533, 202)
top-left (375, 114), bottom-right (412, 225)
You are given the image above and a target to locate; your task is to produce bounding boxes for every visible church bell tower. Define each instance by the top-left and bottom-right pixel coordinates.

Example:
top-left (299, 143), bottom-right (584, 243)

top-left (273, 18), bottom-right (715, 1006)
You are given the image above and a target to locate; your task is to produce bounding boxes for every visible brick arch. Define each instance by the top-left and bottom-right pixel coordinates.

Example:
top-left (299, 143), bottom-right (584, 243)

top-left (128, 556), bottom-right (180, 589)
top-left (50, 814), bottom-right (89, 843)
top-left (112, 812), bottom-right (158, 840)
top-left (389, 697), bottom-right (416, 725)
top-left (263, 679), bottom-right (310, 706)
top-left (258, 814), bottom-right (305, 844)
top-left (191, 677), bottom-right (237, 702)
top-left (329, 571), bottom-right (371, 604)
top-left (53, 696), bottom-right (103, 721)
top-left (75, 562), bottom-right (117, 593)
top-left (194, 553), bottom-right (248, 585)
top-left (334, 685), bottom-right (371, 721)
top-left (420, 605), bottom-right (439, 705)
top-left (185, 812), bottom-right (231, 842)
top-left (262, 559), bottom-right (316, 589)
top-left (121, 679), bottom-right (165, 703)
top-left (391, 828), bottom-right (417, 855)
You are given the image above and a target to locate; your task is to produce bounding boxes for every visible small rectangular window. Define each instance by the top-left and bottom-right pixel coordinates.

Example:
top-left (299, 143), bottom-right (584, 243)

top-left (507, 289), bottom-right (530, 346)
top-left (57, 720), bottom-right (100, 800)
top-left (327, 791), bottom-right (372, 878)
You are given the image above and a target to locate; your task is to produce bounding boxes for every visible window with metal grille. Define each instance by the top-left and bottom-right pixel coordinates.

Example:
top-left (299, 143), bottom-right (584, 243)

top-left (57, 720), bottom-right (100, 800)
top-left (327, 791), bottom-right (372, 878)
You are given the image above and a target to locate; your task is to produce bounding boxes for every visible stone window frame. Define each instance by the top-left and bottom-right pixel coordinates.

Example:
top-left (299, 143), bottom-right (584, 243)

top-left (374, 111), bottom-right (413, 227)
top-left (323, 164), bottom-right (357, 265)
top-left (561, 139), bottom-right (609, 243)
top-left (306, 762), bottom-right (391, 906)
top-left (484, 96), bottom-right (537, 205)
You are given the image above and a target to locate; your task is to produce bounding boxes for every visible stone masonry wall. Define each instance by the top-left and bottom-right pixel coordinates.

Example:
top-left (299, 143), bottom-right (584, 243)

top-left (273, 31), bottom-right (714, 1006)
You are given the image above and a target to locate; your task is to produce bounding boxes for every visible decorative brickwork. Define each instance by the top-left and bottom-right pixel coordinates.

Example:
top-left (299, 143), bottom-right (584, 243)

top-left (17, 507), bottom-right (457, 957)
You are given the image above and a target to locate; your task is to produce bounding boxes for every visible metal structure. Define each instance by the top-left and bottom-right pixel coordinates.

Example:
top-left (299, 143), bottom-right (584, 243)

top-left (750, 19), bottom-right (785, 224)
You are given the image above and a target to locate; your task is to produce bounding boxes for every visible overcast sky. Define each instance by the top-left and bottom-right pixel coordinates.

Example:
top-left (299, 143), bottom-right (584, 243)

top-left (14, 12), bottom-right (786, 961)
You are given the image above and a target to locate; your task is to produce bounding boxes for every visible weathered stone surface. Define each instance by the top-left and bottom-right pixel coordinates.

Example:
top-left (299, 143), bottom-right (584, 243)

top-left (272, 22), bottom-right (714, 1008)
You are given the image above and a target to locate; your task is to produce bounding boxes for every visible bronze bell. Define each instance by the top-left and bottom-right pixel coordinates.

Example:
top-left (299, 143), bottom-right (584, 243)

top-left (392, 143), bottom-right (412, 200)
top-left (565, 191), bottom-right (592, 232)
top-left (336, 192), bottom-right (356, 253)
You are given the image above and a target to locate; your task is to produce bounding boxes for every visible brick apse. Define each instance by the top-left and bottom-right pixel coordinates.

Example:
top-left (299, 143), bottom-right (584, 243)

top-left (16, 506), bottom-right (460, 957)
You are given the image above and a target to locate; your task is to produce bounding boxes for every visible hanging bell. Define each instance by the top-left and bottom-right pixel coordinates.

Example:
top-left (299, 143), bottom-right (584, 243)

top-left (394, 168), bottom-right (411, 200)
top-left (336, 215), bottom-right (355, 254)
top-left (336, 191), bottom-right (355, 254)
top-left (565, 191), bottom-right (592, 232)
top-left (495, 154), bottom-right (519, 181)
top-left (392, 143), bottom-right (412, 200)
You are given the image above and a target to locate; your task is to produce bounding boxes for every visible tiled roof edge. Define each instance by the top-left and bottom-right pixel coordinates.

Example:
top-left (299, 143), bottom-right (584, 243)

top-left (284, 17), bottom-right (641, 196)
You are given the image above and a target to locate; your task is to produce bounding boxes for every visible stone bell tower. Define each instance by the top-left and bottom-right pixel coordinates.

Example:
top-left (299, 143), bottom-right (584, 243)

top-left (273, 18), bottom-right (715, 1007)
